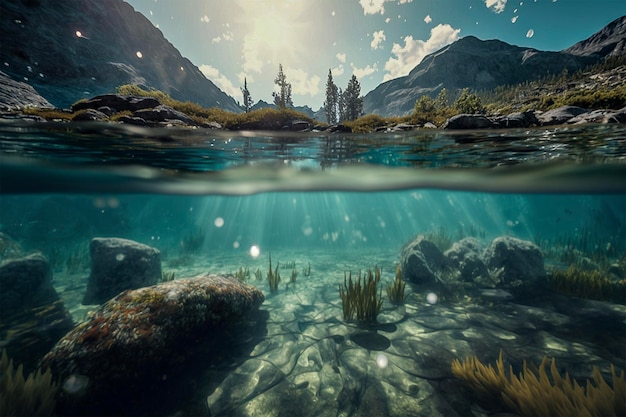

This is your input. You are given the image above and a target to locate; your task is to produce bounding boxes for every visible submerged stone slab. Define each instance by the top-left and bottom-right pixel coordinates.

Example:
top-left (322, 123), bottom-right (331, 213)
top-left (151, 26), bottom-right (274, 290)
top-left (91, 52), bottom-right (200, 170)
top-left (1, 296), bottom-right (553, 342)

top-left (82, 237), bottom-right (161, 305)
top-left (42, 274), bottom-right (264, 416)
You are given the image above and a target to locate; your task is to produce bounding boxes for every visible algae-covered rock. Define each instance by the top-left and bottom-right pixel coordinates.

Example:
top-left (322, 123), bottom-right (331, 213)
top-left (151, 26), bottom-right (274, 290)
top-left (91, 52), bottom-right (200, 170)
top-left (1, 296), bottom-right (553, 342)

top-left (41, 274), bottom-right (264, 416)
top-left (485, 236), bottom-right (545, 290)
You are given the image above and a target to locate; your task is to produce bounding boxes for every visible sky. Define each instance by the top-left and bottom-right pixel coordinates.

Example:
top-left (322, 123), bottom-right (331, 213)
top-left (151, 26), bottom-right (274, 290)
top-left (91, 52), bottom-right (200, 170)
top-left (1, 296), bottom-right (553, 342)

top-left (124, 0), bottom-right (624, 110)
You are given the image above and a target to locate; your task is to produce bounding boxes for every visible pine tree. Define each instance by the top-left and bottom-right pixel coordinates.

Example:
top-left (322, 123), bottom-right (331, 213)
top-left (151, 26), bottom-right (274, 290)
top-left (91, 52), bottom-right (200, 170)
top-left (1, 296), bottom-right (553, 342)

top-left (435, 88), bottom-right (449, 109)
top-left (272, 64), bottom-right (293, 109)
top-left (241, 77), bottom-right (253, 113)
top-left (337, 87), bottom-right (346, 122)
top-left (342, 74), bottom-right (363, 121)
top-left (454, 88), bottom-right (484, 114)
top-left (324, 69), bottom-right (339, 124)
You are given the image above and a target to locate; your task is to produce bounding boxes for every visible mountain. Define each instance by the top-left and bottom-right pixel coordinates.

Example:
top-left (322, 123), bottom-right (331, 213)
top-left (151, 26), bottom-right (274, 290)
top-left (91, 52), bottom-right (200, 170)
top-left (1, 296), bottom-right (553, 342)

top-left (0, 0), bottom-right (241, 112)
top-left (364, 16), bottom-right (626, 117)
top-left (564, 15), bottom-right (626, 58)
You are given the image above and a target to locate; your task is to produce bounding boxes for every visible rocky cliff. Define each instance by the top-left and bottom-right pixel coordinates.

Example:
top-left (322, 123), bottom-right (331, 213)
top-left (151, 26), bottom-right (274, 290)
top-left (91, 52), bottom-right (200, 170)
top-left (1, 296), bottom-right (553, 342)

top-left (564, 15), bottom-right (626, 58)
top-left (364, 16), bottom-right (626, 117)
top-left (0, 0), bottom-right (241, 112)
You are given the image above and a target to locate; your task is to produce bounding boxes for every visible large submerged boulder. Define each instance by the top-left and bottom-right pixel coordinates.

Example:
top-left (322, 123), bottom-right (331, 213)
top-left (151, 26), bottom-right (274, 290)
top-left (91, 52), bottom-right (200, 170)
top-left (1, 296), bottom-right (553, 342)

top-left (0, 253), bottom-right (74, 372)
top-left (444, 238), bottom-right (490, 283)
top-left (82, 237), bottom-right (161, 305)
top-left (41, 274), bottom-right (265, 416)
top-left (484, 236), bottom-right (545, 290)
top-left (400, 236), bottom-right (450, 286)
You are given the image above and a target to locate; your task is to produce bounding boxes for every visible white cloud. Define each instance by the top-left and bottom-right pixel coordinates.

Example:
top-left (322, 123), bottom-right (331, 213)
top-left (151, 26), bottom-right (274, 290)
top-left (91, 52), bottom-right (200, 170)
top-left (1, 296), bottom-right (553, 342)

top-left (212, 32), bottom-right (233, 44)
top-left (336, 53), bottom-right (347, 63)
top-left (286, 67), bottom-right (321, 97)
top-left (424, 15), bottom-right (432, 24)
top-left (359, 0), bottom-right (412, 15)
top-left (385, 17), bottom-right (391, 23)
top-left (201, 16), bottom-right (210, 23)
top-left (350, 62), bottom-right (378, 79)
top-left (359, 0), bottom-right (387, 15)
top-left (199, 64), bottom-right (241, 99)
top-left (332, 64), bottom-right (345, 76)
top-left (242, 35), bottom-right (264, 74)
top-left (371, 30), bottom-right (386, 50)
top-left (484, 0), bottom-right (507, 13)
top-left (383, 23), bottom-right (460, 82)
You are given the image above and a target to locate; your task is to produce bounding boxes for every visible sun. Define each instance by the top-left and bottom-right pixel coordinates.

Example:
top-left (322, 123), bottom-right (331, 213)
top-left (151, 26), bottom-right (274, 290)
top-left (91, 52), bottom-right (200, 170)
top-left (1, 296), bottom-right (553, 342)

top-left (238, 0), bottom-right (308, 69)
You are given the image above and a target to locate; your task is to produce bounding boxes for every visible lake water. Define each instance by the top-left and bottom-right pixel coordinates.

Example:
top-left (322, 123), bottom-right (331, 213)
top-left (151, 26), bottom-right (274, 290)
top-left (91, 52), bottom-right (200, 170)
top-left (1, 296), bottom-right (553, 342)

top-left (1, 120), bottom-right (625, 416)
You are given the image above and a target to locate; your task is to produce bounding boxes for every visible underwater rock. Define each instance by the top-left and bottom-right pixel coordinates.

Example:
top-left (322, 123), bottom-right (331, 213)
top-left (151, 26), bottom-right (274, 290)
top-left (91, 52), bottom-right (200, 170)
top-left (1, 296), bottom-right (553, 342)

top-left (1, 253), bottom-right (57, 319)
top-left (82, 237), bottom-right (161, 305)
top-left (41, 274), bottom-right (265, 416)
top-left (400, 236), bottom-right (450, 286)
top-left (0, 253), bottom-right (74, 372)
top-left (485, 236), bottom-right (545, 291)
top-left (444, 238), bottom-right (489, 283)
top-left (0, 232), bottom-right (23, 261)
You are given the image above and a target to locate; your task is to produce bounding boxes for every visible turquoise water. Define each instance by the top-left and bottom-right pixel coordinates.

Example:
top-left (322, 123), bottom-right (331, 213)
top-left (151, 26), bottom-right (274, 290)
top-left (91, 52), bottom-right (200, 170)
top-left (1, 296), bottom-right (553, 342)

top-left (1, 122), bottom-right (625, 416)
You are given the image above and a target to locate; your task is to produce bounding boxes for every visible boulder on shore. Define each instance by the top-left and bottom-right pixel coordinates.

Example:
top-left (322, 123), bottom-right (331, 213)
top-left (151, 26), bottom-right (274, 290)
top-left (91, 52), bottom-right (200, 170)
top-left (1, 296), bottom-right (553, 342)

top-left (71, 94), bottom-right (161, 113)
top-left (442, 114), bottom-right (496, 129)
top-left (82, 237), bottom-right (161, 305)
top-left (41, 274), bottom-right (265, 416)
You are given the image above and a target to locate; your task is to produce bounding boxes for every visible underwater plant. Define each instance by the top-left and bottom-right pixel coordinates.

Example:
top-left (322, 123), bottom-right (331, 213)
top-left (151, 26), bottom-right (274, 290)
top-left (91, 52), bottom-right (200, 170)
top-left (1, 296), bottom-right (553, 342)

top-left (65, 242), bottom-right (90, 275)
top-left (548, 266), bottom-right (626, 304)
top-left (179, 229), bottom-right (205, 254)
top-left (267, 254), bottom-right (281, 292)
top-left (0, 349), bottom-right (58, 416)
top-left (290, 268), bottom-right (298, 284)
top-left (161, 270), bottom-right (176, 283)
top-left (339, 266), bottom-right (383, 322)
top-left (386, 265), bottom-right (406, 305)
top-left (253, 268), bottom-right (263, 281)
top-left (425, 227), bottom-right (454, 252)
top-left (451, 350), bottom-right (626, 417)
top-left (302, 262), bottom-right (311, 277)
top-left (235, 266), bottom-right (250, 282)
top-left (281, 260), bottom-right (297, 270)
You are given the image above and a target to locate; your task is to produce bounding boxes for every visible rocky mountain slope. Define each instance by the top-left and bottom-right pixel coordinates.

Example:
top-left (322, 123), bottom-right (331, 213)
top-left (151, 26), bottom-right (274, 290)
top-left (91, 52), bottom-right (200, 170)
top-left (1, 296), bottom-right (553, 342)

top-left (364, 15), bottom-right (626, 117)
top-left (0, 0), bottom-right (241, 112)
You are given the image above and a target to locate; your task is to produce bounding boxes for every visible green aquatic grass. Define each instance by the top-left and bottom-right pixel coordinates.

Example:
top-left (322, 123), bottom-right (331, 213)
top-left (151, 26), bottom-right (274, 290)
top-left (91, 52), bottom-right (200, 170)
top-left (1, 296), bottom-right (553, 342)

top-left (339, 266), bottom-right (383, 322)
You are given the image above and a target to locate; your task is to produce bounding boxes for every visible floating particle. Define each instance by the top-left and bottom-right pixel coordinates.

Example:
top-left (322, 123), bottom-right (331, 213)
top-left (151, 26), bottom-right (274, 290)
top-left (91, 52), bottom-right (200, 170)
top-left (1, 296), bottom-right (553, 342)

top-left (427, 292), bottom-right (438, 304)
top-left (376, 354), bottom-right (388, 368)
top-left (526, 29), bottom-right (534, 38)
